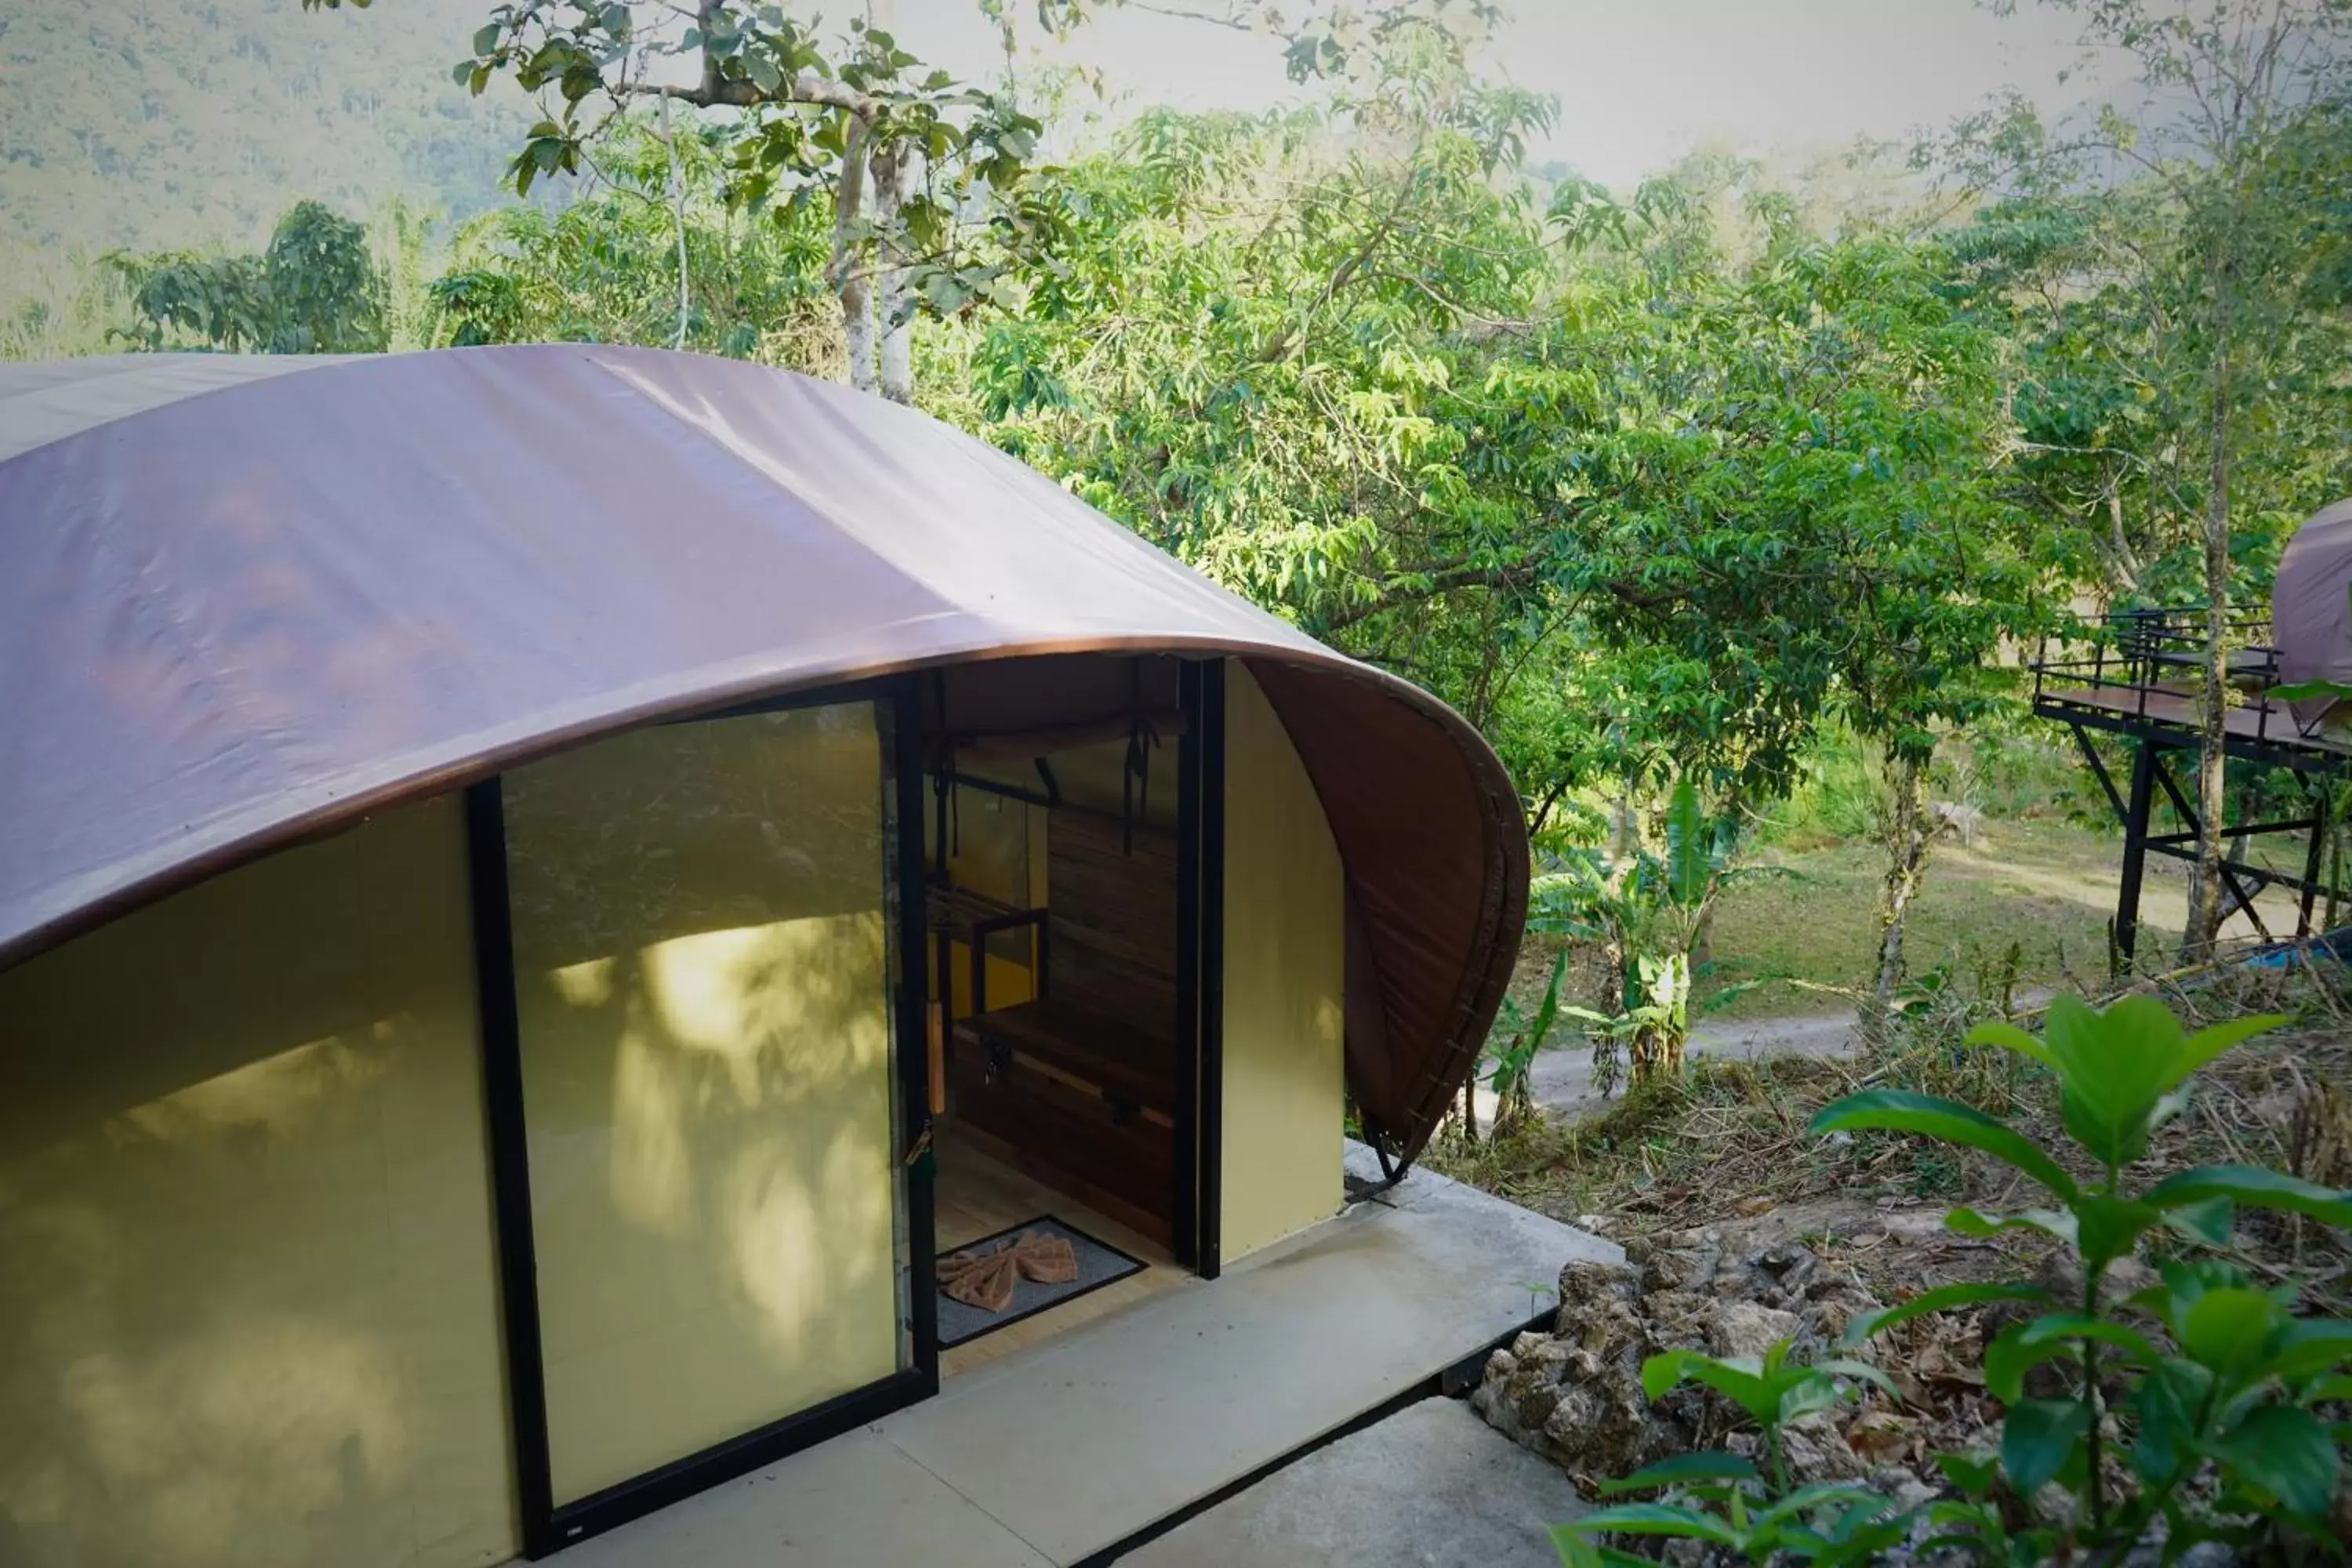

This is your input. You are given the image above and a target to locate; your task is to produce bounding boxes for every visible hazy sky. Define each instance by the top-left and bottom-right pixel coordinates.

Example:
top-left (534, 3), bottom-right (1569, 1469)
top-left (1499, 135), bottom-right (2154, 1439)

top-left (896, 0), bottom-right (2111, 183)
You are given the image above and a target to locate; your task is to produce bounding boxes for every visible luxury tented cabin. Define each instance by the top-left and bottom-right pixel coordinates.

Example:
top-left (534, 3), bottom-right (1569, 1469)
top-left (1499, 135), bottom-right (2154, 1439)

top-left (0, 347), bottom-right (1527, 1566)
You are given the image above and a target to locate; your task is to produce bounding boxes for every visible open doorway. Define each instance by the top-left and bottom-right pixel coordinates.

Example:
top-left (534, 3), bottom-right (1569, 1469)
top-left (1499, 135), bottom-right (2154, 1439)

top-left (917, 656), bottom-right (1209, 1374)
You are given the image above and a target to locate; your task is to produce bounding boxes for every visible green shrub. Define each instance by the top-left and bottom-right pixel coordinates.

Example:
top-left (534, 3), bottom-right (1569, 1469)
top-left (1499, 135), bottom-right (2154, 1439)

top-left (1552, 993), bottom-right (2352, 1563)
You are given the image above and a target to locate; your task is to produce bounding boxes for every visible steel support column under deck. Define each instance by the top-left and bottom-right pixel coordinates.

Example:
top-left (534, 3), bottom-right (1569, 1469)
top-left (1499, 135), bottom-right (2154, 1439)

top-left (2112, 736), bottom-right (2158, 972)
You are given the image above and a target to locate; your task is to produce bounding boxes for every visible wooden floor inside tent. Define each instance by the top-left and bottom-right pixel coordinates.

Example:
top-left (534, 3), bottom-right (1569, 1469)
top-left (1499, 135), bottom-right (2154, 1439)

top-left (933, 1132), bottom-right (1184, 1377)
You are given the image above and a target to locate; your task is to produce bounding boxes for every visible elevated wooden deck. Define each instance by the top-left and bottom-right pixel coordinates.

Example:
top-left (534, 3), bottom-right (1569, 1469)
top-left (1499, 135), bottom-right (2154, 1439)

top-left (2039, 683), bottom-right (2352, 760)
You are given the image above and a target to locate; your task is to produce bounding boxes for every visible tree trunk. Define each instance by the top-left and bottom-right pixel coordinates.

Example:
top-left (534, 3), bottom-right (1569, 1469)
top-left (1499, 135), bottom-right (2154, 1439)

top-left (1611, 786), bottom-right (1637, 861)
top-left (2104, 480), bottom-right (2142, 599)
top-left (2181, 324), bottom-right (2233, 960)
top-left (659, 97), bottom-right (691, 350)
top-left (1871, 747), bottom-right (1933, 1017)
top-left (829, 117), bottom-right (875, 394)
top-left (869, 140), bottom-right (915, 405)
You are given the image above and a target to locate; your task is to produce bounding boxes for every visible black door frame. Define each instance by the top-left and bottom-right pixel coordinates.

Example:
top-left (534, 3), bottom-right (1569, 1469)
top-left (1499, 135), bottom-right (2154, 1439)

top-left (463, 673), bottom-right (937, 1559)
top-left (1174, 656), bottom-right (1226, 1278)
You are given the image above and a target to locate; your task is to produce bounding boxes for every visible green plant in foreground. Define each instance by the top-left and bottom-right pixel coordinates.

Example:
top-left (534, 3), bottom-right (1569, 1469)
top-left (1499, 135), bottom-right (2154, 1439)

top-left (1552, 993), bottom-right (2352, 1565)
top-left (1549, 1341), bottom-right (1907, 1566)
top-left (1813, 995), bottom-right (2352, 1558)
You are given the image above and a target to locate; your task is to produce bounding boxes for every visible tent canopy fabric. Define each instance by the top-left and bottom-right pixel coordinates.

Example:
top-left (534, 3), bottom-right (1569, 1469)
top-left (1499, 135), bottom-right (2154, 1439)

top-left (0, 345), bottom-right (1526, 1163)
top-left (2274, 498), bottom-right (2352, 720)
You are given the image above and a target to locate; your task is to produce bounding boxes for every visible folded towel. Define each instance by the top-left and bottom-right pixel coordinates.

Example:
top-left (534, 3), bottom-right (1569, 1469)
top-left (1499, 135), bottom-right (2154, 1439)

top-left (938, 1229), bottom-right (1080, 1313)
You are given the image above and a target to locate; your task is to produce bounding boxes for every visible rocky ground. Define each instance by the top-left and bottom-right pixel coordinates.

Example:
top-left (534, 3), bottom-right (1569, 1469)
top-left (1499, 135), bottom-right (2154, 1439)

top-left (1468, 1207), bottom-right (2352, 1564)
top-left (1472, 1214), bottom-right (1984, 1501)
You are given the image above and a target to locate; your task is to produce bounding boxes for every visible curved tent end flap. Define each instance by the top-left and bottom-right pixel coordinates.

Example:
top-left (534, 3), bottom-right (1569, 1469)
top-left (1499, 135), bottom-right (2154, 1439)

top-left (0, 343), bottom-right (1526, 1171)
top-left (2274, 497), bottom-right (2352, 731)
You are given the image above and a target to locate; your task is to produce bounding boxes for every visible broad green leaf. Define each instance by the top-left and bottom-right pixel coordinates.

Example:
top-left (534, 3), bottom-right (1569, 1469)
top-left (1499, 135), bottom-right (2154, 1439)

top-left (1775, 1370), bottom-right (1846, 1424)
top-left (2161, 1195), bottom-right (2236, 1247)
top-left (2208, 1404), bottom-right (2341, 1518)
top-left (1946, 1206), bottom-right (2077, 1244)
top-left (2043, 993), bottom-right (2175, 1167)
top-left (2261, 1319), bottom-right (2352, 1383)
top-left (1642, 1350), bottom-right (1781, 1427)
top-left (1933, 1449), bottom-right (2000, 1498)
top-left (2002, 1397), bottom-right (2089, 1495)
top-left (1963, 1018), bottom-right (2058, 1071)
top-left (1547, 1526), bottom-right (1655, 1568)
top-left (1560, 1502), bottom-right (1744, 1545)
top-left (2131, 1357), bottom-right (2211, 1482)
top-left (1812, 1358), bottom-right (1904, 1404)
top-left (2071, 1193), bottom-right (2164, 1270)
top-left (1595, 1450), bottom-right (1757, 1494)
top-left (1810, 1090), bottom-right (2078, 1200)
top-left (1985, 1313), bottom-right (2158, 1404)
top-left (2169, 1013), bottom-right (2288, 1087)
top-left (1750, 1481), bottom-right (1892, 1526)
top-left (1547, 1526), bottom-right (1599, 1568)
top-left (2270, 679), bottom-right (2352, 703)
top-left (1662, 776), bottom-right (1709, 907)
top-left (1842, 1279), bottom-right (2050, 1346)
top-left (2144, 1165), bottom-right (2352, 1229)
top-left (2180, 1287), bottom-right (2285, 1376)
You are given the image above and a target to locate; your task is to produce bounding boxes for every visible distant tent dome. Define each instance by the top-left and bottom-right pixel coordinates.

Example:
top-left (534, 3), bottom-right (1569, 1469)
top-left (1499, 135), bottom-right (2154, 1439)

top-left (0, 345), bottom-right (1526, 1163)
top-left (2271, 497), bottom-right (2352, 725)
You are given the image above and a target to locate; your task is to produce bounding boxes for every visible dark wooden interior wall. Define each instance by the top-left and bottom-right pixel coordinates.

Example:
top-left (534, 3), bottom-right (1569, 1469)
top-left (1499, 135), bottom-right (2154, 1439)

top-left (949, 803), bottom-right (1180, 1240)
top-left (1044, 809), bottom-right (1178, 1025)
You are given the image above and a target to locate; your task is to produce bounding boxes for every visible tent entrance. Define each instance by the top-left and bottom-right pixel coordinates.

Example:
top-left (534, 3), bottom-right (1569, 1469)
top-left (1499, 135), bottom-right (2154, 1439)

top-left (920, 656), bottom-right (1223, 1370)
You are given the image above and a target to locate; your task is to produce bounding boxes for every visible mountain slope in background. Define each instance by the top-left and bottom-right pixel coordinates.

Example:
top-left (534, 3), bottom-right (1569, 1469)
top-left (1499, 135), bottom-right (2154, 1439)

top-left (1, 0), bottom-right (535, 255)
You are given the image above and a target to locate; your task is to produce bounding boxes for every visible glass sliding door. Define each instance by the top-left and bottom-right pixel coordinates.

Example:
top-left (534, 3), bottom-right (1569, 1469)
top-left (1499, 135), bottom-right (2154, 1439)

top-left (493, 695), bottom-right (923, 1538)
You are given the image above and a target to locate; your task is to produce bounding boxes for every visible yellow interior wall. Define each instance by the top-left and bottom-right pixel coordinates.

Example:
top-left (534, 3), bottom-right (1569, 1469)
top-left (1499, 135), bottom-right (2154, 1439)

top-left (928, 786), bottom-right (1045, 1016)
top-left (0, 798), bottom-right (516, 1568)
top-left (1219, 661), bottom-right (1346, 1261)
top-left (501, 705), bottom-right (903, 1506)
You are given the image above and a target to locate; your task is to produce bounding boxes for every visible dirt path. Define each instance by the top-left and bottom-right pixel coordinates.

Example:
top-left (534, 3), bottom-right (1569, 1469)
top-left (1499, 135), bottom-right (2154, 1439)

top-left (1522, 1010), bottom-right (1860, 1120)
top-left (1519, 989), bottom-right (2056, 1120)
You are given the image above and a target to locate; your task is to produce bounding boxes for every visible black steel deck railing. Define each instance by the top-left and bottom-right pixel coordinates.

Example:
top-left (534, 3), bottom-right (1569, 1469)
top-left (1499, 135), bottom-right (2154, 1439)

top-left (2027, 606), bottom-right (2313, 749)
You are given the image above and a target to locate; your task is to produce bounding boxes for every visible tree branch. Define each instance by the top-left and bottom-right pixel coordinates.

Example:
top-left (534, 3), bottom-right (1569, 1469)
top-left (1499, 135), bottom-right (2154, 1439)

top-left (619, 71), bottom-right (878, 118)
top-left (1316, 559), bottom-right (1539, 633)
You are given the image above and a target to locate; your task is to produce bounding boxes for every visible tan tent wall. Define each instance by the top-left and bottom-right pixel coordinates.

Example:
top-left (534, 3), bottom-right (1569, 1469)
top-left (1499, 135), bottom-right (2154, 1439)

top-left (0, 797), bottom-right (516, 1568)
top-left (499, 705), bottom-right (905, 1506)
top-left (1218, 661), bottom-right (1346, 1261)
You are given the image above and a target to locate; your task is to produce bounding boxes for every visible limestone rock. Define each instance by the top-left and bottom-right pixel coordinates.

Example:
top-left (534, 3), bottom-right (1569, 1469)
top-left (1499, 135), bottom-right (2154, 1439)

top-left (1703, 1300), bottom-right (1800, 1361)
top-left (1475, 1232), bottom-right (1896, 1496)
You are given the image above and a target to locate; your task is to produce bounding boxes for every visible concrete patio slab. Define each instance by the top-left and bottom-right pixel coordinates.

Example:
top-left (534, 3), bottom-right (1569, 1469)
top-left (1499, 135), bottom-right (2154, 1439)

top-left (528, 1149), bottom-right (1613, 1568)
top-left (550, 1428), bottom-right (1051, 1568)
top-left (1121, 1396), bottom-right (1586, 1568)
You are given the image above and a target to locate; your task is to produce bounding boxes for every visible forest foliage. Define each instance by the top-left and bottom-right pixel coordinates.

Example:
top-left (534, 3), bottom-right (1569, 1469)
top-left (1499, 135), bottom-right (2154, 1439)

top-left (13, 0), bottom-right (2352, 1065)
top-left (0, 0), bottom-right (533, 256)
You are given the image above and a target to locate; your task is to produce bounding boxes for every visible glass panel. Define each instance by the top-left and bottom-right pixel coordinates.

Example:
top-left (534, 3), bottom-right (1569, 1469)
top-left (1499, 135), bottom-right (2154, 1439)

top-left (502, 702), bottom-right (903, 1508)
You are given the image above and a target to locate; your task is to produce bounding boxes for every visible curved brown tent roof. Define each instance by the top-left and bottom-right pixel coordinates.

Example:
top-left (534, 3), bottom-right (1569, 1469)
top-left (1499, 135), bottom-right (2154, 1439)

top-left (0, 345), bottom-right (1525, 1163)
top-left (2274, 498), bottom-right (2352, 722)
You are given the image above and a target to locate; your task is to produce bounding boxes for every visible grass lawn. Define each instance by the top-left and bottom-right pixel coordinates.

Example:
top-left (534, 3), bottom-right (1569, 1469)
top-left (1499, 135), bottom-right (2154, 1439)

top-left (1497, 811), bottom-right (2318, 1032)
top-left (1695, 813), bottom-right (2311, 1018)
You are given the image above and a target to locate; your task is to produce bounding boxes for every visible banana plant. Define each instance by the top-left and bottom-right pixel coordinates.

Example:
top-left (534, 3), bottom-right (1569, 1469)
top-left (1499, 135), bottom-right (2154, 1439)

top-left (1484, 946), bottom-right (1569, 1128)
top-left (1813, 994), bottom-right (2352, 1555)
top-left (1539, 776), bottom-right (1744, 1083)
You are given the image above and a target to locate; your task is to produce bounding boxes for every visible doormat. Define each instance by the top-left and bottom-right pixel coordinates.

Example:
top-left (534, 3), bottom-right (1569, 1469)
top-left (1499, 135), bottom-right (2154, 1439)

top-left (936, 1215), bottom-right (1146, 1348)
